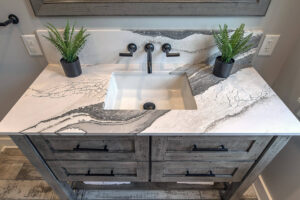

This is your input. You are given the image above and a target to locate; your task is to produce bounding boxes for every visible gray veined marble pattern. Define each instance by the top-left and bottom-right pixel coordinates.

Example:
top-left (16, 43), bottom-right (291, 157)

top-left (0, 29), bottom-right (299, 135)
top-left (36, 29), bottom-right (261, 67)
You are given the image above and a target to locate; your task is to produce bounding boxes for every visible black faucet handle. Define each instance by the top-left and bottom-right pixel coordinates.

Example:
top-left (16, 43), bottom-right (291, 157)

top-left (119, 43), bottom-right (137, 57)
top-left (162, 43), bottom-right (180, 57)
top-left (145, 43), bottom-right (154, 52)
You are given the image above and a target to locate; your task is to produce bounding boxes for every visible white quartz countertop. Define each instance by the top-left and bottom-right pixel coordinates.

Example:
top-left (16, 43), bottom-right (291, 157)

top-left (0, 64), bottom-right (299, 136)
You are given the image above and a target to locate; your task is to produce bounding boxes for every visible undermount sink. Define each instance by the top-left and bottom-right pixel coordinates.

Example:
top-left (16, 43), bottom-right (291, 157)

top-left (104, 72), bottom-right (197, 110)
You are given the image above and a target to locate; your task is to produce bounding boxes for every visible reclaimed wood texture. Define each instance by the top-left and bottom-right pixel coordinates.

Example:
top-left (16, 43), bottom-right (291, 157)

top-left (10, 135), bottom-right (76, 200)
top-left (222, 136), bottom-right (291, 200)
top-left (152, 161), bottom-right (253, 182)
top-left (30, 136), bottom-right (149, 161)
top-left (152, 136), bottom-right (272, 161)
top-left (48, 161), bottom-right (149, 182)
top-left (0, 147), bottom-right (257, 200)
top-left (29, 0), bottom-right (271, 16)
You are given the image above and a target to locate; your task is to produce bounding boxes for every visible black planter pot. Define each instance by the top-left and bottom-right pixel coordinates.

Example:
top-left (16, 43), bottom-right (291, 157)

top-left (60, 57), bottom-right (82, 78)
top-left (213, 56), bottom-right (235, 78)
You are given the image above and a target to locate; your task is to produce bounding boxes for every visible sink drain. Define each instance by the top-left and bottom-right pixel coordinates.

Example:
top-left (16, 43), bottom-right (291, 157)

top-left (143, 102), bottom-right (156, 110)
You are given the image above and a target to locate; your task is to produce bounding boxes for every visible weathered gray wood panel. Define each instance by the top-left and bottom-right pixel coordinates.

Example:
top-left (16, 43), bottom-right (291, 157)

top-left (30, 135), bottom-right (149, 161)
top-left (48, 160), bottom-right (149, 182)
top-left (152, 136), bottom-right (271, 161)
top-left (10, 135), bottom-right (76, 200)
top-left (222, 136), bottom-right (291, 200)
top-left (30, 0), bottom-right (271, 16)
top-left (152, 161), bottom-right (253, 182)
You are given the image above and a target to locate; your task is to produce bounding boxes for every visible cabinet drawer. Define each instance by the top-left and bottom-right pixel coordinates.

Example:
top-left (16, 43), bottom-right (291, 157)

top-left (48, 161), bottom-right (148, 182)
top-left (152, 136), bottom-right (271, 161)
top-left (152, 161), bottom-right (253, 182)
top-left (30, 136), bottom-right (148, 161)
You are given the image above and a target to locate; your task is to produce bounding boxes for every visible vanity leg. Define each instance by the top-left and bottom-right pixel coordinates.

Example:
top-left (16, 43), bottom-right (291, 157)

top-left (10, 135), bottom-right (76, 200)
top-left (222, 136), bottom-right (291, 200)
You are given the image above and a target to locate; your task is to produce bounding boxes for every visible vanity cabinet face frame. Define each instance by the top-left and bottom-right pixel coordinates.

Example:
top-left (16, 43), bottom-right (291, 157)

top-left (11, 135), bottom-right (291, 200)
top-left (30, 0), bottom-right (271, 16)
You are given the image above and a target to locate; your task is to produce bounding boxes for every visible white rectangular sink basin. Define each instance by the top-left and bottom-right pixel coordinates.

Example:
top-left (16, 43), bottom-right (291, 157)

top-left (104, 72), bottom-right (197, 110)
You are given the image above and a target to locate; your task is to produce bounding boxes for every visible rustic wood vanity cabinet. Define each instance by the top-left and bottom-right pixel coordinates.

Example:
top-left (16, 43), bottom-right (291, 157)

top-left (11, 135), bottom-right (290, 200)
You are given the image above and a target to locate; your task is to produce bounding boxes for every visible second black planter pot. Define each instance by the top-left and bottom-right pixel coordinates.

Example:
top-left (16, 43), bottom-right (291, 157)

top-left (213, 56), bottom-right (235, 78)
top-left (60, 57), bottom-right (82, 78)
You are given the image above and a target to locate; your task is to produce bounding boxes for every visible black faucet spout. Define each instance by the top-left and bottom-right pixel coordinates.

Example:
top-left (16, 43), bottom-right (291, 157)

top-left (144, 43), bottom-right (154, 74)
top-left (147, 49), bottom-right (152, 74)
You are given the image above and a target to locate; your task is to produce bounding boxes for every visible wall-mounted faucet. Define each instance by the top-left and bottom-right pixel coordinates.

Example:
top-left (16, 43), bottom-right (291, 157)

top-left (162, 43), bottom-right (180, 57)
top-left (119, 43), bottom-right (137, 57)
top-left (144, 43), bottom-right (154, 74)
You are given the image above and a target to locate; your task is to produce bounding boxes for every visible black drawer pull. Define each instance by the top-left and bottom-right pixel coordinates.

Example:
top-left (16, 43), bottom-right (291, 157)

top-left (86, 169), bottom-right (115, 176)
top-left (192, 144), bottom-right (228, 152)
top-left (73, 144), bottom-right (108, 152)
top-left (185, 170), bottom-right (215, 177)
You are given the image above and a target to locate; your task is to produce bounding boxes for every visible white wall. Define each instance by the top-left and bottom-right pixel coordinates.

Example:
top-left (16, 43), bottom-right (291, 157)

top-left (272, 37), bottom-right (300, 118)
top-left (259, 32), bottom-right (300, 200)
top-left (1, 0), bottom-right (300, 120)
top-left (261, 137), bottom-right (300, 200)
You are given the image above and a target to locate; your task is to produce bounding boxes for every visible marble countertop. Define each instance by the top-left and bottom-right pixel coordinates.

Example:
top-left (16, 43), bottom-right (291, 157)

top-left (0, 63), bottom-right (299, 136)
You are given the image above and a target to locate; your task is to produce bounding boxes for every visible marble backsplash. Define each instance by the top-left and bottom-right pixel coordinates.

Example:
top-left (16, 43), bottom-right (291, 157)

top-left (36, 29), bottom-right (263, 70)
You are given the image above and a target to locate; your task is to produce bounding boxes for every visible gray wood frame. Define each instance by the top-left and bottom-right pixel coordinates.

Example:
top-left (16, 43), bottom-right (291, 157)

top-left (9, 135), bottom-right (290, 200)
top-left (29, 0), bottom-right (271, 16)
top-left (222, 136), bottom-right (291, 200)
top-left (10, 135), bottom-right (76, 200)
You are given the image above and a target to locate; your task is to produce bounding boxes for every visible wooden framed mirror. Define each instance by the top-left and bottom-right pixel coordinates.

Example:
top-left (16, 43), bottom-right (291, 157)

top-left (30, 0), bottom-right (271, 16)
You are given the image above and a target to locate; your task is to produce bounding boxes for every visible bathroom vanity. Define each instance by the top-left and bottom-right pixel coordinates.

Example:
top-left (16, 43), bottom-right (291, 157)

top-left (1, 30), bottom-right (300, 200)
top-left (3, 63), bottom-right (299, 200)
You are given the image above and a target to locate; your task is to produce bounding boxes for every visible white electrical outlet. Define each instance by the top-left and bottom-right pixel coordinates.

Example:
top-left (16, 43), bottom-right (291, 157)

top-left (21, 35), bottom-right (43, 56)
top-left (258, 35), bottom-right (280, 56)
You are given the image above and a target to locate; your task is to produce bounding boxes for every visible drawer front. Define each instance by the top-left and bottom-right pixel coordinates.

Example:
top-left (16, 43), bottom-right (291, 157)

top-left (48, 161), bottom-right (149, 182)
top-left (152, 161), bottom-right (253, 182)
top-left (30, 136), bottom-right (149, 161)
top-left (152, 136), bottom-right (271, 161)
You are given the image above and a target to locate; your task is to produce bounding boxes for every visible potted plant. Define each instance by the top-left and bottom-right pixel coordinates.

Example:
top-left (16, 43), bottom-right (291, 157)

top-left (44, 22), bottom-right (90, 78)
top-left (213, 24), bottom-right (253, 78)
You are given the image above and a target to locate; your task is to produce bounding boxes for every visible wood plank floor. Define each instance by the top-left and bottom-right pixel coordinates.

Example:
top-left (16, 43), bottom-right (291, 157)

top-left (0, 147), bottom-right (258, 200)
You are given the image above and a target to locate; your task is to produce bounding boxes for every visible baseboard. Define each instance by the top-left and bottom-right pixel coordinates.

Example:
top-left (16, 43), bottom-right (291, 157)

top-left (253, 175), bottom-right (273, 200)
top-left (0, 137), bottom-right (12, 140)
top-left (0, 137), bottom-right (16, 152)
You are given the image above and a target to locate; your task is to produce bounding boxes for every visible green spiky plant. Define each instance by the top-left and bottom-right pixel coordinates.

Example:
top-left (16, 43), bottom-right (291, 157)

top-left (44, 22), bottom-right (90, 63)
top-left (213, 24), bottom-right (253, 63)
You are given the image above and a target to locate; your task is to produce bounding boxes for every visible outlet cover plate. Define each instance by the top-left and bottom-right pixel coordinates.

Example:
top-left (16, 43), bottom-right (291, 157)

top-left (258, 35), bottom-right (280, 56)
top-left (21, 35), bottom-right (43, 56)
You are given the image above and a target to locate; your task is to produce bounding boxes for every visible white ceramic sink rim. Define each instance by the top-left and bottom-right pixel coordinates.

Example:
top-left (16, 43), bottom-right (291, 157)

top-left (104, 71), bottom-right (197, 110)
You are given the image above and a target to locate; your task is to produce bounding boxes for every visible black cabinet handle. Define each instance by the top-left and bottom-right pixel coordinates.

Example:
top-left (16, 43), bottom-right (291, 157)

top-left (119, 43), bottom-right (137, 57)
top-left (162, 43), bottom-right (180, 57)
top-left (185, 170), bottom-right (215, 177)
top-left (73, 144), bottom-right (108, 152)
top-left (86, 169), bottom-right (114, 176)
top-left (192, 144), bottom-right (228, 152)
